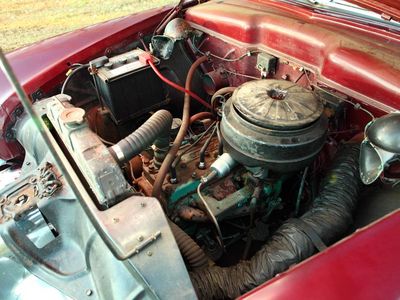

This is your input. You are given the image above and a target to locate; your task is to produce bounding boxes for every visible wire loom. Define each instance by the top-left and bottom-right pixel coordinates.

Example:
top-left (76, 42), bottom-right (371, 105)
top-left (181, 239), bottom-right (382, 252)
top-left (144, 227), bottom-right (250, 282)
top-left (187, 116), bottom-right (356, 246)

top-left (190, 144), bottom-right (362, 299)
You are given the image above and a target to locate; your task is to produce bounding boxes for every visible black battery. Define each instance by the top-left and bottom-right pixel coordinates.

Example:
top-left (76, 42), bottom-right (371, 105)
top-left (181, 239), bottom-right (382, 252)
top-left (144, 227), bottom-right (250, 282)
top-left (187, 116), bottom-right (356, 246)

top-left (92, 49), bottom-right (166, 124)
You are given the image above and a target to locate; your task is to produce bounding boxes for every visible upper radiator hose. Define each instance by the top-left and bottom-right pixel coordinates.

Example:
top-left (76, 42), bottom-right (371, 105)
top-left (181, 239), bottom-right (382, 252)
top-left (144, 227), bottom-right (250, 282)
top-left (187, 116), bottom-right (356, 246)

top-left (109, 110), bottom-right (173, 164)
top-left (190, 143), bottom-right (362, 299)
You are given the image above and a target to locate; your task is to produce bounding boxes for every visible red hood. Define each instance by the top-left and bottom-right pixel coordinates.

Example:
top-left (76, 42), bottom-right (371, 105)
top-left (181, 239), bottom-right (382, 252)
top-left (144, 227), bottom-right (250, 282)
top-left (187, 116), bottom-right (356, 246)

top-left (347, 0), bottom-right (400, 22)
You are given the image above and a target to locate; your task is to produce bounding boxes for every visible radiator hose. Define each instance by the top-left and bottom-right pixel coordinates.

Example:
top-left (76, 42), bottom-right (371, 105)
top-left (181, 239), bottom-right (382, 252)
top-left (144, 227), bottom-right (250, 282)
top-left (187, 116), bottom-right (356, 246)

top-left (109, 110), bottom-right (173, 164)
top-left (190, 143), bottom-right (362, 299)
top-left (169, 221), bottom-right (209, 270)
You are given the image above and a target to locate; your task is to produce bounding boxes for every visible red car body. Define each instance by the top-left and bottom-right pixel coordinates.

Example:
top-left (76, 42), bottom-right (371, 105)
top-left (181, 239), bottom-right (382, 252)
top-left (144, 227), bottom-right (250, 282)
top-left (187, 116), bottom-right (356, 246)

top-left (1, 1), bottom-right (399, 299)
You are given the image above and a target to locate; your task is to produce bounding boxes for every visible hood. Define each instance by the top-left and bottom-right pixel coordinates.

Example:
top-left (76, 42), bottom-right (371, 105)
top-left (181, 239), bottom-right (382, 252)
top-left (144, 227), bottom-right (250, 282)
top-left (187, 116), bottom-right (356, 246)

top-left (347, 0), bottom-right (400, 22)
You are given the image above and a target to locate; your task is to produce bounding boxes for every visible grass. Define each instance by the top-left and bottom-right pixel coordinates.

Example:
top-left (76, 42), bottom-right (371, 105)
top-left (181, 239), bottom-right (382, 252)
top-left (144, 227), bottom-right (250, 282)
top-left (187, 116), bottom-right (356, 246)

top-left (0, 0), bottom-right (176, 52)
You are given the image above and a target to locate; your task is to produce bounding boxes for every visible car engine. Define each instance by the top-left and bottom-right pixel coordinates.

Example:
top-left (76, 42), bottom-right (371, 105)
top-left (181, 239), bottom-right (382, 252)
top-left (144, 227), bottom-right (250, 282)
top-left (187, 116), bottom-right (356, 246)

top-left (1, 2), bottom-right (400, 299)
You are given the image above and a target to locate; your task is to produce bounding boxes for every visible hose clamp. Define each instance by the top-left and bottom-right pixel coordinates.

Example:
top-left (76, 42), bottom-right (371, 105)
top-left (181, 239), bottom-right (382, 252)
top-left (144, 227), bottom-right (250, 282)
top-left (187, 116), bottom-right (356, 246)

top-left (111, 145), bottom-right (125, 163)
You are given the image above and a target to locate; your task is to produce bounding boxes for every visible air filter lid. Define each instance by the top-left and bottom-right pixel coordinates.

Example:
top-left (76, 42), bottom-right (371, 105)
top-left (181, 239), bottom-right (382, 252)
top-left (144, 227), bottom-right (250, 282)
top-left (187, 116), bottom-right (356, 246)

top-left (232, 80), bottom-right (323, 129)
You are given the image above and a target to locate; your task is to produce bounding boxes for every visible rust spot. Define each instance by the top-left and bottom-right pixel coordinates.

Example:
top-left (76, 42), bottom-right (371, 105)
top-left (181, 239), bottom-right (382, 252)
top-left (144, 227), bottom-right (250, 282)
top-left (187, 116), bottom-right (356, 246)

top-left (212, 178), bottom-right (236, 200)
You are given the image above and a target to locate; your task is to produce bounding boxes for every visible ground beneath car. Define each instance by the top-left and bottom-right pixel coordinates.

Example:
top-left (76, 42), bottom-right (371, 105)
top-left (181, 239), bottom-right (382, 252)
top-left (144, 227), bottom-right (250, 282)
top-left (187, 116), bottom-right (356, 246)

top-left (0, 0), bottom-right (175, 52)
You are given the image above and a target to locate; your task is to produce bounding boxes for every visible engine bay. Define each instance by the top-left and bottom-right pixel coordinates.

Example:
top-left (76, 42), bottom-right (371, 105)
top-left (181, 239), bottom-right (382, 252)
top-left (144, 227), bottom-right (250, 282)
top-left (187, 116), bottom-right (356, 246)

top-left (1, 1), bottom-right (400, 299)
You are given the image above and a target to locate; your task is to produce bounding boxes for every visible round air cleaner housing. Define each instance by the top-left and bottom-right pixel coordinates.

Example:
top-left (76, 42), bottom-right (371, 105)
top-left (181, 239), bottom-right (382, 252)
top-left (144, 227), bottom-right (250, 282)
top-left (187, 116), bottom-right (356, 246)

top-left (220, 79), bottom-right (328, 173)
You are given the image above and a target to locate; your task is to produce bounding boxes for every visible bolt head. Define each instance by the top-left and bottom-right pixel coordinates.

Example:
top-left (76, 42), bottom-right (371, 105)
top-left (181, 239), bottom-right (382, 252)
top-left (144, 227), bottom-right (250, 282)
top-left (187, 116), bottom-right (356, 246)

top-left (14, 107), bottom-right (23, 116)
top-left (146, 251), bottom-right (153, 256)
top-left (86, 289), bottom-right (93, 296)
top-left (5, 131), bottom-right (13, 139)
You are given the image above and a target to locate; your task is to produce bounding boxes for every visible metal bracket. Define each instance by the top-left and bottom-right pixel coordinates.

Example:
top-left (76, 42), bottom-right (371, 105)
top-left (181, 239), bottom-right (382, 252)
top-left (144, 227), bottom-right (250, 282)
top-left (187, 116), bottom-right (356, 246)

top-left (0, 162), bottom-right (61, 224)
top-left (132, 231), bottom-right (162, 255)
